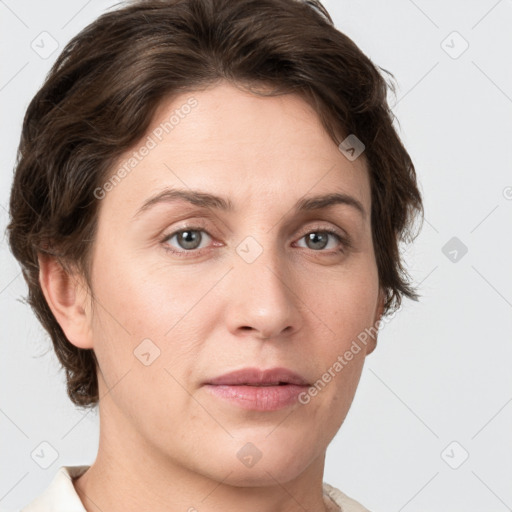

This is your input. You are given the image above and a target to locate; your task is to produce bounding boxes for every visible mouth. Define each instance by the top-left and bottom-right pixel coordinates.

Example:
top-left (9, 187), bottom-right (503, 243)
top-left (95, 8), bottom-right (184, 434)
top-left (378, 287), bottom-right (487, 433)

top-left (203, 367), bottom-right (310, 411)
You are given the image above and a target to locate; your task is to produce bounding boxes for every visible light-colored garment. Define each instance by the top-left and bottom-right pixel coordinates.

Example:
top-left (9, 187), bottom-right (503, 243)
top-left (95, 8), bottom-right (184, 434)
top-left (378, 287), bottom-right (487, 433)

top-left (21, 465), bottom-right (371, 512)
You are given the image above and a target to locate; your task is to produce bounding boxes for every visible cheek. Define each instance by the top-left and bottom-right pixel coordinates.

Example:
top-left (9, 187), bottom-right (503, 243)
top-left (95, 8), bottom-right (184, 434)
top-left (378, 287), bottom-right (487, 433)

top-left (302, 278), bottom-right (375, 434)
top-left (86, 251), bottom-right (218, 450)
top-left (307, 261), bottom-right (379, 396)
top-left (313, 263), bottom-right (380, 339)
top-left (90, 247), bottom-right (195, 336)
top-left (88, 249), bottom-right (221, 383)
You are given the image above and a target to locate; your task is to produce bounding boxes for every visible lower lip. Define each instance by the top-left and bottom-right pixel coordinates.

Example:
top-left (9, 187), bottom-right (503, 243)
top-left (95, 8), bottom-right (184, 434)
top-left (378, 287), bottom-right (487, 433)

top-left (203, 384), bottom-right (308, 411)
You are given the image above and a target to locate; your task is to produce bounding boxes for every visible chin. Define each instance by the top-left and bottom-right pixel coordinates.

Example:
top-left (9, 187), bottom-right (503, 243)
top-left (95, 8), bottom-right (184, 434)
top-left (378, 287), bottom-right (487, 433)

top-left (213, 461), bottom-right (308, 488)
top-left (200, 434), bottom-right (319, 487)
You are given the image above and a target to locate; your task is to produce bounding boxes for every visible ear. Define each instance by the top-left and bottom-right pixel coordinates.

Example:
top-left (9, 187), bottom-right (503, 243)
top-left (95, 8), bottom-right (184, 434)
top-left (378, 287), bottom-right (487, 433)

top-left (38, 253), bottom-right (94, 349)
top-left (365, 288), bottom-right (386, 356)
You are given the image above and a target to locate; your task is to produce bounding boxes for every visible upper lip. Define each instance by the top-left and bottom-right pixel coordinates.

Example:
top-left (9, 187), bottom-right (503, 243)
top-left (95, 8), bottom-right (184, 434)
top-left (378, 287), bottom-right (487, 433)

top-left (204, 367), bottom-right (309, 386)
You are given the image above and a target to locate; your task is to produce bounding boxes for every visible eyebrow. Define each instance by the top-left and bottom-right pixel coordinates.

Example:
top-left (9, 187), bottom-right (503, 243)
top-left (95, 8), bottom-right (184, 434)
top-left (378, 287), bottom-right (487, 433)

top-left (133, 188), bottom-right (366, 220)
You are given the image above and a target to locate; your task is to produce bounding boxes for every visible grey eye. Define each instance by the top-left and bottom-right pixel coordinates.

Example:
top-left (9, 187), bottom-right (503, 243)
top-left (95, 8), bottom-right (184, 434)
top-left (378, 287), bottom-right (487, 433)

top-left (297, 231), bottom-right (341, 251)
top-left (305, 232), bottom-right (329, 250)
top-left (167, 229), bottom-right (211, 251)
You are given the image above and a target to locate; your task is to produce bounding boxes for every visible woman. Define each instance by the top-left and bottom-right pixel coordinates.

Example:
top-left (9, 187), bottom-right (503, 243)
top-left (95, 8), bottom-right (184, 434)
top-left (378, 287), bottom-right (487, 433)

top-left (8, 0), bottom-right (423, 510)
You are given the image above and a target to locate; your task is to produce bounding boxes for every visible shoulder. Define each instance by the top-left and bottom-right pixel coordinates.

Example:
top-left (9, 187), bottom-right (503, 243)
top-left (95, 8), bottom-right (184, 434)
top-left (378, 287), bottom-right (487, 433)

top-left (323, 482), bottom-right (373, 512)
top-left (20, 465), bottom-right (89, 512)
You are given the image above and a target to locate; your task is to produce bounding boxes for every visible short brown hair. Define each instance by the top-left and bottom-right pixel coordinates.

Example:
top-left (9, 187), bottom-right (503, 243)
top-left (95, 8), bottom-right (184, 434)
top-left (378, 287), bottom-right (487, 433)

top-left (7, 0), bottom-right (423, 409)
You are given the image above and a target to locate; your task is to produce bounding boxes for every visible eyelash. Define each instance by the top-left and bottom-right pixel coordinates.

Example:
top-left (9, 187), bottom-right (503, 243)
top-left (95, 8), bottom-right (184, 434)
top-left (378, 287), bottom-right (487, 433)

top-left (160, 223), bottom-right (352, 258)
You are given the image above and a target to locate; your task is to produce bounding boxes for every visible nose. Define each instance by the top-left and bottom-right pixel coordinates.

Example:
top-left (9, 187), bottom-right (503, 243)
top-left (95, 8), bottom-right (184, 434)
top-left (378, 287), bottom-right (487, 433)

top-left (224, 243), bottom-right (304, 341)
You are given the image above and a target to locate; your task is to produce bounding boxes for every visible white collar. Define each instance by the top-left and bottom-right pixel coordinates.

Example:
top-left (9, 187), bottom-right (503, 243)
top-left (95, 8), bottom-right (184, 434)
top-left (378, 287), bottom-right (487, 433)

top-left (22, 465), bottom-right (370, 512)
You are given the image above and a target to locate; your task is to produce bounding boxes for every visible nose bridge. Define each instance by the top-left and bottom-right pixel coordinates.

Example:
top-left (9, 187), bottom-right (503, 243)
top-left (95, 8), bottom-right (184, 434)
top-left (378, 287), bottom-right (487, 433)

top-left (227, 230), bottom-right (301, 339)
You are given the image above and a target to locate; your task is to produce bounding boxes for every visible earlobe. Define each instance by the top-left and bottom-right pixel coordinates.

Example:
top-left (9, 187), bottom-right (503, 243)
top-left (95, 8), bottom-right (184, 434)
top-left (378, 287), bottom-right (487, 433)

top-left (38, 253), bottom-right (93, 349)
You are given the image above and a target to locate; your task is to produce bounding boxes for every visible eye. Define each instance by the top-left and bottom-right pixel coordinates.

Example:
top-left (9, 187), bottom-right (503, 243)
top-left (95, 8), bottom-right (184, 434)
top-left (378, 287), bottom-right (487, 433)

top-left (295, 227), bottom-right (348, 253)
top-left (160, 224), bottom-right (350, 257)
top-left (162, 227), bottom-right (213, 254)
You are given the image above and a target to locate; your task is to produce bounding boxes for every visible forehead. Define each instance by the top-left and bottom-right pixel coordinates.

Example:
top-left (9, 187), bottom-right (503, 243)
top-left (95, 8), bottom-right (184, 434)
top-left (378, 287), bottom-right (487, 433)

top-left (98, 82), bottom-right (371, 222)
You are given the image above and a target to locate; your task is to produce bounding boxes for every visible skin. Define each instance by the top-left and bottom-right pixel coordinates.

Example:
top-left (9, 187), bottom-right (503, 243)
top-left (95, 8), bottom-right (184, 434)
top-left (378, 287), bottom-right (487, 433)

top-left (39, 81), bottom-right (385, 512)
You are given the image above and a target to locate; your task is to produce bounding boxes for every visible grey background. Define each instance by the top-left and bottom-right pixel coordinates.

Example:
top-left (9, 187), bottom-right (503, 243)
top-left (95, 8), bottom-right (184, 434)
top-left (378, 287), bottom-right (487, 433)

top-left (1, 0), bottom-right (511, 510)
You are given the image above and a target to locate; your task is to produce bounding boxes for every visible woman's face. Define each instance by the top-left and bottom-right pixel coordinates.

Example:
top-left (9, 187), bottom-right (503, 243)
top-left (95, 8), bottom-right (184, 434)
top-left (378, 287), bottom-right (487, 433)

top-left (84, 81), bottom-right (384, 485)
